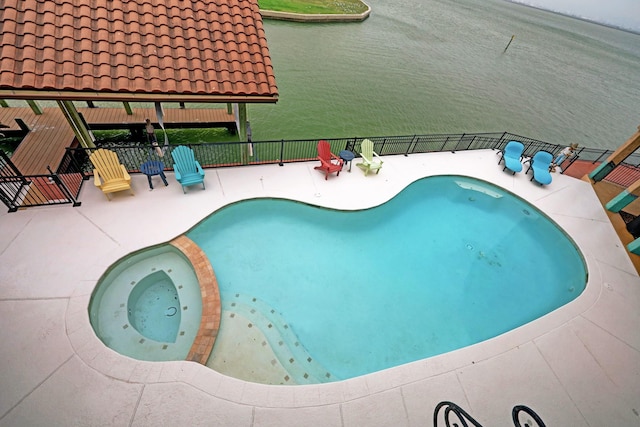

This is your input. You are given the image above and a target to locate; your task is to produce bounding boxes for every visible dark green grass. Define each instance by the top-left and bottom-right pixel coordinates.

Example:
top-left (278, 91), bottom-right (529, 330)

top-left (259, 0), bottom-right (368, 14)
top-left (0, 136), bottom-right (23, 156)
top-left (93, 128), bottom-right (240, 146)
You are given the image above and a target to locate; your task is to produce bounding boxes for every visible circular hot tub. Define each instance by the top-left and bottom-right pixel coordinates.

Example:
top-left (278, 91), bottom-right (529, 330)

top-left (89, 245), bottom-right (202, 362)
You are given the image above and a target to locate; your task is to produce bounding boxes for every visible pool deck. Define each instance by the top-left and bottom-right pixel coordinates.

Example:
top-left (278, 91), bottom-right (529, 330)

top-left (1, 149), bottom-right (639, 426)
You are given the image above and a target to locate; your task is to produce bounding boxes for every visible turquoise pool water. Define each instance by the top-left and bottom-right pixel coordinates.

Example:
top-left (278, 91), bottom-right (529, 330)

top-left (187, 175), bottom-right (587, 380)
top-left (127, 270), bottom-right (182, 343)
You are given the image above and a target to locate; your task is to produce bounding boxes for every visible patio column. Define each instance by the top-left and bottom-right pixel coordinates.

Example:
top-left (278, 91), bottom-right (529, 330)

top-left (27, 100), bottom-right (43, 115)
top-left (234, 103), bottom-right (251, 164)
top-left (57, 100), bottom-right (96, 149)
top-left (589, 125), bottom-right (640, 182)
top-left (237, 103), bottom-right (248, 141)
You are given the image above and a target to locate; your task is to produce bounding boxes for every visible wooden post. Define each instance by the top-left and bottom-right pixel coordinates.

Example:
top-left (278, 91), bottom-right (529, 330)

top-left (605, 173), bottom-right (640, 212)
top-left (503, 35), bottom-right (515, 53)
top-left (237, 103), bottom-right (247, 141)
top-left (123, 102), bottom-right (133, 115)
top-left (14, 118), bottom-right (30, 132)
top-left (237, 103), bottom-right (249, 164)
top-left (26, 100), bottom-right (43, 115)
top-left (57, 100), bottom-right (96, 148)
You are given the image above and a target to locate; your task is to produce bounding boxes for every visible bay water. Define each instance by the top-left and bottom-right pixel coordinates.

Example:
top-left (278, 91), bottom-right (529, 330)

top-left (248, 0), bottom-right (640, 150)
top-left (8, 0), bottom-right (637, 151)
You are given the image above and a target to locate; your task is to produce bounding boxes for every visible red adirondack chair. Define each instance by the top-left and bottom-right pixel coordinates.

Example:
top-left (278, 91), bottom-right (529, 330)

top-left (314, 140), bottom-right (344, 180)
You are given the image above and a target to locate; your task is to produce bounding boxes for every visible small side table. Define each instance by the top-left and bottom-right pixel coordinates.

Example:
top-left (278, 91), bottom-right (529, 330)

top-left (140, 160), bottom-right (168, 190)
top-left (339, 150), bottom-right (355, 172)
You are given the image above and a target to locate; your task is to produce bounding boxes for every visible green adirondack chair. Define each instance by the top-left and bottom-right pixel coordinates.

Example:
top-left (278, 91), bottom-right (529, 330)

top-left (356, 139), bottom-right (383, 176)
top-left (172, 145), bottom-right (205, 193)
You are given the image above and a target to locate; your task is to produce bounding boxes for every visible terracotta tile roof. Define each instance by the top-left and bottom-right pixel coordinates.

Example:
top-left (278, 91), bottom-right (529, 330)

top-left (0, 0), bottom-right (278, 103)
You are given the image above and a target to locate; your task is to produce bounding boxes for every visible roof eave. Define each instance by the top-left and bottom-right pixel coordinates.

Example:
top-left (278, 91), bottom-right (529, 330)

top-left (0, 90), bottom-right (279, 104)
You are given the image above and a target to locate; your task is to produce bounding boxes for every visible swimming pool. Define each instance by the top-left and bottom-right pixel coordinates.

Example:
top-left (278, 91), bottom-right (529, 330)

top-left (188, 175), bottom-right (586, 381)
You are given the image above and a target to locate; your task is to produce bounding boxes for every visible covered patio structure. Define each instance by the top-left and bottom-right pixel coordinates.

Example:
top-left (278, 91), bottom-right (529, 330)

top-left (0, 0), bottom-right (279, 175)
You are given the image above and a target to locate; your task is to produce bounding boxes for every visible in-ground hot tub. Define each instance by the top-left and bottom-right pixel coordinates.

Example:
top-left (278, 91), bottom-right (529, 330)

top-left (127, 269), bottom-right (182, 343)
top-left (89, 245), bottom-right (202, 361)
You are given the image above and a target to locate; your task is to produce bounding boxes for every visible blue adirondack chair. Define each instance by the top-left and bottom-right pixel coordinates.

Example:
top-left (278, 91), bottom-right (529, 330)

top-left (172, 145), bottom-right (205, 193)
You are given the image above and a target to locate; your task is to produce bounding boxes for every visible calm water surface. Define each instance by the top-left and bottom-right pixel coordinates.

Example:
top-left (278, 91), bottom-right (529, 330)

top-left (24, 0), bottom-right (638, 150)
top-left (247, 0), bottom-right (640, 149)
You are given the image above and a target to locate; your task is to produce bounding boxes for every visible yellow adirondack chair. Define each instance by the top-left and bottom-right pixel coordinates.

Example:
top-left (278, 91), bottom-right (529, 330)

top-left (89, 149), bottom-right (133, 200)
top-left (356, 139), bottom-right (383, 175)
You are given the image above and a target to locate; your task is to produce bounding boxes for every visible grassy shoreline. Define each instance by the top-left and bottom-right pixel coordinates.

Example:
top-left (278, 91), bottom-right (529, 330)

top-left (259, 0), bottom-right (368, 15)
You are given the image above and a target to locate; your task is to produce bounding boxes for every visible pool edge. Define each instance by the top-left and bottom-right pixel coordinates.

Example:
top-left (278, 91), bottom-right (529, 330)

top-left (170, 235), bottom-right (221, 365)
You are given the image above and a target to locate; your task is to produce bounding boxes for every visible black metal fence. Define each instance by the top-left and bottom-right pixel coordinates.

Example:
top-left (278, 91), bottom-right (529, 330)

top-left (0, 151), bottom-right (83, 212)
top-left (62, 131), bottom-right (563, 175)
top-left (59, 130), bottom-right (640, 187)
top-left (2, 130), bottom-right (636, 212)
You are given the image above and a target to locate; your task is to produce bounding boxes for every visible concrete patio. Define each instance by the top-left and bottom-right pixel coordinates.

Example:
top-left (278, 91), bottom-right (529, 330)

top-left (1, 150), bottom-right (639, 426)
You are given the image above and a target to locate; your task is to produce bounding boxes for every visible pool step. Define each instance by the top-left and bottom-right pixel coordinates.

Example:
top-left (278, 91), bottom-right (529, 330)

top-left (221, 292), bottom-right (336, 384)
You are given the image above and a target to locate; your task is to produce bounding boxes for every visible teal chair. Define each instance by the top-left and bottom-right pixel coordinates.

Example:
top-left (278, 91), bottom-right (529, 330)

top-left (172, 146), bottom-right (205, 193)
top-left (498, 140), bottom-right (524, 174)
top-left (525, 150), bottom-right (553, 185)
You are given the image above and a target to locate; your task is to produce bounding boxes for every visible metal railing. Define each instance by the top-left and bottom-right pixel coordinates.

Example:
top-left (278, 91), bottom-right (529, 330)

top-left (63, 131), bottom-right (559, 174)
top-left (2, 130), bottom-right (636, 212)
top-left (0, 150), bottom-right (84, 212)
top-left (59, 130), bottom-right (637, 187)
top-left (434, 401), bottom-right (546, 427)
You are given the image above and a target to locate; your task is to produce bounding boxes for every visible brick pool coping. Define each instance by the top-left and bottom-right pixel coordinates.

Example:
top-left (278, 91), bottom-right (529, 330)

top-left (170, 235), bottom-right (221, 365)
